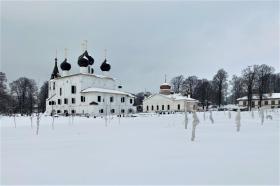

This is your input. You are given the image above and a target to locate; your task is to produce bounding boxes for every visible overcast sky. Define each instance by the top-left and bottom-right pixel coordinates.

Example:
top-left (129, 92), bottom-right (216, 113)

top-left (1, 1), bottom-right (279, 93)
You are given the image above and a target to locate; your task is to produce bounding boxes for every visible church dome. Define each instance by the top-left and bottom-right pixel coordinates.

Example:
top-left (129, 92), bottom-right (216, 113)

top-left (160, 82), bottom-right (171, 95)
top-left (100, 58), bottom-right (111, 71)
top-left (78, 50), bottom-right (94, 67)
top-left (78, 53), bottom-right (89, 67)
top-left (84, 50), bottom-right (94, 65)
top-left (160, 83), bottom-right (171, 90)
top-left (60, 58), bottom-right (71, 71)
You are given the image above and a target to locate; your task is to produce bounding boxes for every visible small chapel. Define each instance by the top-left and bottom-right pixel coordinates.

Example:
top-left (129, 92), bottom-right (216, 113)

top-left (143, 79), bottom-right (198, 113)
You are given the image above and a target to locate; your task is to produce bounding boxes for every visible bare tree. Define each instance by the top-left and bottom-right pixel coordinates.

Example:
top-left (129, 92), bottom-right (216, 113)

top-left (38, 81), bottom-right (48, 113)
top-left (182, 76), bottom-right (198, 97)
top-left (269, 73), bottom-right (280, 93)
top-left (193, 79), bottom-right (213, 109)
top-left (9, 77), bottom-right (38, 115)
top-left (230, 75), bottom-right (245, 104)
top-left (255, 64), bottom-right (274, 107)
top-left (241, 66), bottom-right (257, 111)
top-left (0, 72), bottom-right (12, 114)
top-left (212, 69), bottom-right (228, 107)
top-left (170, 75), bottom-right (184, 93)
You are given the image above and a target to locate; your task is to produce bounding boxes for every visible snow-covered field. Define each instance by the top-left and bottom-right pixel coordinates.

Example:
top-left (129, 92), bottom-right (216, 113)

top-left (1, 110), bottom-right (279, 185)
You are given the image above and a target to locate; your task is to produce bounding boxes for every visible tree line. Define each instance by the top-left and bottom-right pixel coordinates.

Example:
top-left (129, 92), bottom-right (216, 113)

top-left (168, 64), bottom-right (279, 110)
top-left (0, 72), bottom-right (48, 115)
top-left (1, 64), bottom-right (279, 115)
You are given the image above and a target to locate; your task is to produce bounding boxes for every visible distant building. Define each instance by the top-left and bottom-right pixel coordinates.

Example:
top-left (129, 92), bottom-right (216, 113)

top-left (237, 93), bottom-right (280, 108)
top-left (143, 81), bottom-right (198, 113)
top-left (46, 47), bottom-right (135, 116)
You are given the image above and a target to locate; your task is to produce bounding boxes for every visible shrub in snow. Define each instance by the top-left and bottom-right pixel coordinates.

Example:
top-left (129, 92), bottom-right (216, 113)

top-left (184, 111), bottom-right (188, 129)
top-left (203, 111), bottom-right (206, 121)
top-left (209, 111), bottom-right (214, 124)
top-left (12, 114), bottom-right (17, 128)
top-left (260, 108), bottom-right (264, 125)
top-left (266, 115), bottom-right (273, 120)
top-left (36, 113), bottom-right (42, 135)
top-left (30, 115), bottom-right (33, 129)
top-left (191, 111), bottom-right (200, 141)
top-left (235, 109), bottom-right (241, 132)
top-left (51, 115), bottom-right (55, 130)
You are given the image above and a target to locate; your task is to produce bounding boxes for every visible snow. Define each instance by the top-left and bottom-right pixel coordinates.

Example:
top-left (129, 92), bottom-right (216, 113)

top-left (146, 93), bottom-right (198, 102)
top-left (237, 93), bottom-right (280, 100)
top-left (81, 87), bottom-right (134, 97)
top-left (55, 73), bottom-right (115, 80)
top-left (1, 110), bottom-right (279, 185)
top-left (165, 93), bottom-right (198, 101)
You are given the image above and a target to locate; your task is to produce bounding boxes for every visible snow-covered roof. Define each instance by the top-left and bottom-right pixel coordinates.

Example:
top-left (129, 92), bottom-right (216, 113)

top-left (237, 93), bottom-right (280, 101)
top-left (145, 93), bottom-right (198, 102)
top-left (51, 73), bottom-right (115, 81)
top-left (81, 87), bottom-right (135, 97)
top-left (165, 94), bottom-right (198, 101)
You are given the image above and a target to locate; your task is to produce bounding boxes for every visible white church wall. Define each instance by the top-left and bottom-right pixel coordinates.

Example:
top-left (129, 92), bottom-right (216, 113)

top-left (143, 94), bottom-right (198, 112)
top-left (46, 74), bottom-right (135, 116)
top-left (80, 75), bottom-right (116, 90)
top-left (143, 95), bottom-right (173, 112)
top-left (80, 93), bottom-right (135, 116)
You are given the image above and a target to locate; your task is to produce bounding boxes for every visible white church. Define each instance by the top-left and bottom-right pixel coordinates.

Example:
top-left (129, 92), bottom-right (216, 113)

top-left (143, 81), bottom-right (199, 113)
top-left (46, 46), bottom-right (136, 117)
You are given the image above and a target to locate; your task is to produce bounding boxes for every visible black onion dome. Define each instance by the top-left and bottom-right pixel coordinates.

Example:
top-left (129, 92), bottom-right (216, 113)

top-left (100, 58), bottom-right (111, 71)
top-left (51, 58), bottom-right (60, 79)
top-left (77, 53), bottom-right (89, 67)
top-left (84, 50), bottom-right (94, 65)
top-left (87, 55), bottom-right (94, 65)
top-left (60, 58), bottom-right (71, 71)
